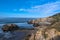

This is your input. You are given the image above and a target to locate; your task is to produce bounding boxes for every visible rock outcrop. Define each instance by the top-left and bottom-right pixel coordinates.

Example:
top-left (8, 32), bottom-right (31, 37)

top-left (2, 24), bottom-right (19, 32)
top-left (27, 13), bottom-right (60, 40)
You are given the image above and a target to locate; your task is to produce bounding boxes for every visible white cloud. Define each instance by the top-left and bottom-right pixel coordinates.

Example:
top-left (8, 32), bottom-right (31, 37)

top-left (19, 9), bottom-right (25, 11)
top-left (19, 1), bottom-right (60, 16)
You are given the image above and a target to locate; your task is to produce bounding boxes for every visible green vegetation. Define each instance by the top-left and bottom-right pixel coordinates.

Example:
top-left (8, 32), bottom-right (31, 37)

top-left (47, 13), bottom-right (60, 31)
top-left (51, 13), bottom-right (60, 22)
top-left (51, 13), bottom-right (60, 31)
top-left (52, 22), bottom-right (60, 32)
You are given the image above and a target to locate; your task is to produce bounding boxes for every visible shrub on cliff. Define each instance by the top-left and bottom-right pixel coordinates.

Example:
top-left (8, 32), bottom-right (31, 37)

top-left (51, 13), bottom-right (60, 22)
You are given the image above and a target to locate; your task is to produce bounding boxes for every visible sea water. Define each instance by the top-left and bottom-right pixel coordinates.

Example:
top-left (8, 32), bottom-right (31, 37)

top-left (0, 22), bottom-right (33, 40)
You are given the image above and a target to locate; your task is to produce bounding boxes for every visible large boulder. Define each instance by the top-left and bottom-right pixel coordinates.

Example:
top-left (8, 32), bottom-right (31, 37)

top-left (2, 24), bottom-right (19, 32)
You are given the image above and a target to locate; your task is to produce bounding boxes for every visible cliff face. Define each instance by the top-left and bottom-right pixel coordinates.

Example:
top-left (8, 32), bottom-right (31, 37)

top-left (45, 28), bottom-right (60, 40)
top-left (30, 26), bottom-right (60, 40)
top-left (28, 28), bottom-right (60, 40)
top-left (27, 13), bottom-right (60, 40)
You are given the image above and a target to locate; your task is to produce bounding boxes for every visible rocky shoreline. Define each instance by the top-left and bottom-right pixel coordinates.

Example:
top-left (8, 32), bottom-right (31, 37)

top-left (0, 13), bottom-right (60, 40)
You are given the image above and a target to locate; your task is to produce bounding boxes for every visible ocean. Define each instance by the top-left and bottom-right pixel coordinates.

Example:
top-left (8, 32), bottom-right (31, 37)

top-left (0, 18), bottom-right (37, 40)
top-left (0, 22), bottom-right (34, 40)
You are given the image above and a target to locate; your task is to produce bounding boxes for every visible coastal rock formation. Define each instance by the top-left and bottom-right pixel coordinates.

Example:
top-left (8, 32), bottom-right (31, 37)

top-left (31, 28), bottom-right (60, 40)
top-left (27, 17), bottom-right (55, 27)
top-left (27, 13), bottom-right (60, 40)
top-left (2, 24), bottom-right (19, 32)
top-left (52, 35), bottom-right (60, 40)
top-left (27, 20), bottom-right (35, 24)
top-left (33, 23), bottom-right (40, 27)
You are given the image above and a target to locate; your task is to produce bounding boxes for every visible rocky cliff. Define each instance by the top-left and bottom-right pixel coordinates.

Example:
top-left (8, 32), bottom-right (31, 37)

top-left (27, 13), bottom-right (60, 40)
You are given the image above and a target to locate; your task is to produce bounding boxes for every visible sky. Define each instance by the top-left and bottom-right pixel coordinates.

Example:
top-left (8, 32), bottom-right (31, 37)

top-left (0, 0), bottom-right (60, 18)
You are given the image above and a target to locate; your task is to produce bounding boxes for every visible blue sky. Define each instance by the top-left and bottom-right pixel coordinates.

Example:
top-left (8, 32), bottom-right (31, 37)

top-left (0, 0), bottom-right (60, 18)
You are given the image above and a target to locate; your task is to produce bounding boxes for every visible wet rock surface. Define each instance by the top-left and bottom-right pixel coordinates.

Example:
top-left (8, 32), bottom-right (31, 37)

top-left (2, 24), bottom-right (20, 32)
top-left (0, 29), bottom-right (29, 40)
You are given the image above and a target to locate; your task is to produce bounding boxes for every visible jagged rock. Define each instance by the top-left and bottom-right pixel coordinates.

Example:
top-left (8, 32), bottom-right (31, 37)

top-left (25, 34), bottom-right (31, 40)
top-left (27, 13), bottom-right (60, 40)
top-left (33, 23), bottom-right (40, 27)
top-left (2, 24), bottom-right (19, 32)
top-left (27, 20), bottom-right (35, 24)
